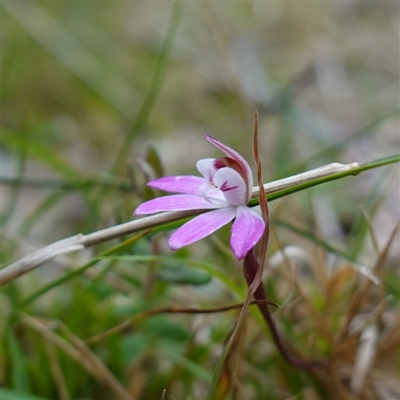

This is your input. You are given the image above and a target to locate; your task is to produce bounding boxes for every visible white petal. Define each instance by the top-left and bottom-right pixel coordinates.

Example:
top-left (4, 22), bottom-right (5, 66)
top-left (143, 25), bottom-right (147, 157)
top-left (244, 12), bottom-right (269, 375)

top-left (201, 186), bottom-right (227, 205)
top-left (196, 158), bottom-right (217, 182)
top-left (213, 167), bottom-right (247, 206)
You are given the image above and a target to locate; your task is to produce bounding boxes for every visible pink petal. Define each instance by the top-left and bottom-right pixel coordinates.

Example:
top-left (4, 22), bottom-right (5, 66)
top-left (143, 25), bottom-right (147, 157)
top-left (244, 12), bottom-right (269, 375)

top-left (169, 207), bottom-right (236, 250)
top-left (213, 167), bottom-right (247, 206)
top-left (134, 195), bottom-right (222, 215)
top-left (205, 135), bottom-right (253, 202)
top-left (230, 206), bottom-right (265, 260)
top-left (148, 176), bottom-right (204, 195)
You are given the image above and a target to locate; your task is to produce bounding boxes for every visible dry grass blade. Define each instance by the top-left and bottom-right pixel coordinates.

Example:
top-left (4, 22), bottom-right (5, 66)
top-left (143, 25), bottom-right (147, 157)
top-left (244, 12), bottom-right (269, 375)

top-left (350, 325), bottom-right (379, 393)
top-left (43, 340), bottom-right (70, 400)
top-left (379, 316), bottom-right (400, 356)
top-left (21, 314), bottom-right (97, 373)
top-left (58, 322), bottom-right (135, 400)
top-left (253, 111), bottom-right (269, 264)
top-left (360, 206), bottom-right (380, 254)
top-left (21, 314), bottom-right (135, 400)
top-left (337, 221), bottom-right (399, 342)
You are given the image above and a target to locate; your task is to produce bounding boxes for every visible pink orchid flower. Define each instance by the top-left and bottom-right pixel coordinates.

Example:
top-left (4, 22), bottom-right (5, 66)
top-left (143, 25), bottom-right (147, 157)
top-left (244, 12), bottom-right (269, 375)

top-left (134, 135), bottom-right (265, 260)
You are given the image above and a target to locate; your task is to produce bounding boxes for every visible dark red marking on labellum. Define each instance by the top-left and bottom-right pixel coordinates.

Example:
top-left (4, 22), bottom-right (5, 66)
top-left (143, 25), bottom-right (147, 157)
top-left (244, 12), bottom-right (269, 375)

top-left (214, 157), bottom-right (246, 182)
top-left (219, 181), bottom-right (239, 192)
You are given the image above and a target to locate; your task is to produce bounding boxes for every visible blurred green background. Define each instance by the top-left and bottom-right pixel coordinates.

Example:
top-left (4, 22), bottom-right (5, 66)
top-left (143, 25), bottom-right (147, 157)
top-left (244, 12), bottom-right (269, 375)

top-left (1, 2), bottom-right (399, 399)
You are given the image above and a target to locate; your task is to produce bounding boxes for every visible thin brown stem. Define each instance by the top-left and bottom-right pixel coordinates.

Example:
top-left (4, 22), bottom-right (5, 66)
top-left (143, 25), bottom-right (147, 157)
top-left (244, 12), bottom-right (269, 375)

top-left (243, 249), bottom-right (325, 370)
top-left (85, 300), bottom-right (278, 345)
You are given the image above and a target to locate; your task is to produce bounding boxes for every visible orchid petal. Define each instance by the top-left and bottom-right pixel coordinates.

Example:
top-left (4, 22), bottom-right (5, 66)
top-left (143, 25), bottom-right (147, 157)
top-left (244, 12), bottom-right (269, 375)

top-left (148, 176), bottom-right (203, 195)
top-left (196, 158), bottom-right (217, 182)
top-left (169, 207), bottom-right (236, 250)
top-left (230, 206), bottom-right (265, 260)
top-left (213, 167), bottom-right (247, 206)
top-left (205, 135), bottom-right (253, 202)
top-left (134, 195), bottom-right (224, 215)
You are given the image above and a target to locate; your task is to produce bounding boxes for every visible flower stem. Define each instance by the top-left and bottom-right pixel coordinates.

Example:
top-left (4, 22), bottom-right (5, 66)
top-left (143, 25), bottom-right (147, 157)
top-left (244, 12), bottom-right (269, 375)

top-left (243, 249), bottom-right (324, 370)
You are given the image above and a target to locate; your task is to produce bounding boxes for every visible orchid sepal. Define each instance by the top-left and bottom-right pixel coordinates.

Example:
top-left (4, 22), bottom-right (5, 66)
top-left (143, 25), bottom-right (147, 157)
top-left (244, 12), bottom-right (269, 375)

top-left (147, 175), bottom-right (204, 196)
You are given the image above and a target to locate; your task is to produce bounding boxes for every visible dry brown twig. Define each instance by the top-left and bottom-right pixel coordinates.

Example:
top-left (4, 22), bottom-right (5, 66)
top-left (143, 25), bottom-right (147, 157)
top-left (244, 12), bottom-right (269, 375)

top-left (0, 162), bottom-right (358, 285)
top-left (85, 300), bottom-right (278, 345)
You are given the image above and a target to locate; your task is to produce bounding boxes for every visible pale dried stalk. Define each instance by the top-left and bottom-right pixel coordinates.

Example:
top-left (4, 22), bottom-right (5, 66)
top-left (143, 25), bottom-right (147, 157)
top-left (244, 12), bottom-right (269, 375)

top-left (0, 162), bottom-right (358, 285)
top-left (350, 326), bottom-right (378, 393)
top-left (21, 315), bottom-right (135, 400)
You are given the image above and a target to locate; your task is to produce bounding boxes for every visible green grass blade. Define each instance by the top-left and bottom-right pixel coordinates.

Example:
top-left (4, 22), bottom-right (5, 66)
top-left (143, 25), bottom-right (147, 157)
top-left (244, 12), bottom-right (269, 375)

top-left (0, 175), bottom-right (131, 192)
top-left (112, 0), bottom-right (183, 169)
top-left (0, 129), bottom-right (28, 227)
top-left (163, 345), bottom-right (212, 383)
top-left (18, 190), bottom-right (66, 237)
top-left (0, 389), bottom-right (51, 400)
top-left (347, 168), bottom-right (393, 258)
top-left (7, 329), bottom-right (31, 392)
top-left (1, 128), bottom-right (80, 177)
top-left (277, 108), bottom-right (399, 178)
top-left (97, 255), bottom-right (245, 298)
top-left (3, 1), bottom-right (137, 118)
top-left (249, 153), bottom-right (400, 207)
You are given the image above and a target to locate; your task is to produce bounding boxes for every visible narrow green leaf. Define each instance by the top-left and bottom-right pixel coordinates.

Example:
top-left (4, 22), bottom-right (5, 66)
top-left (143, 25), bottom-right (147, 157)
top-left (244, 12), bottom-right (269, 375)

top-left (112, 0), bottom-right (183, 169)
top-left (278, 108), bottom-right (399, 178)
top-left (97, 255), bottom-right (245, 300)
top-left (155, 263), bottom-right (211, 285)
top-left (0, 128), bottom-right (28, 227)
top-left (249, 153), bottom-right (400, 207)
top-left (1, 128), bottom-right (80, 177)
top-left (0, 175), bottom-right (131, 192)
top-left (3, 1), bottom-right (136, 118)
top-left (143, 316), bottom-right (189, 342)
top-left (7, 330), bottom-right (31, 392)
top-left (162, 344), bottom-right (213, 383)
top-left (146, 146), bottom-right (164, 178)
top-left (0, 389), bottom-right (51, 400)
top-left (18, 190), bottom-right (65, 237)
top-left (348, 169), bottom-right (392, 258)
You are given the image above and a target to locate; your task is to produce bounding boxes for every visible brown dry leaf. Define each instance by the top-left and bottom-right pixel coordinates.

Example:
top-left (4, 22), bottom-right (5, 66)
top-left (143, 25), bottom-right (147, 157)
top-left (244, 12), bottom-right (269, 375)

top-left (376, 316), bottom-right (400, 361)
top-left (335, 333), bottom-right (360, 364)
top-left (126, 365), bottom-right (146, 399)
top-left (325, 265), bottom-right (356, 309)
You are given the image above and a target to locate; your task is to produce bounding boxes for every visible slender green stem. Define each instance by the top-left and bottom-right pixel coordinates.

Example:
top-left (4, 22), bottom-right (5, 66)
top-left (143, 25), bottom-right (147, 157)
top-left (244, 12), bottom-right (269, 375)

top-left (249, 153), bottom-right (400, 207)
